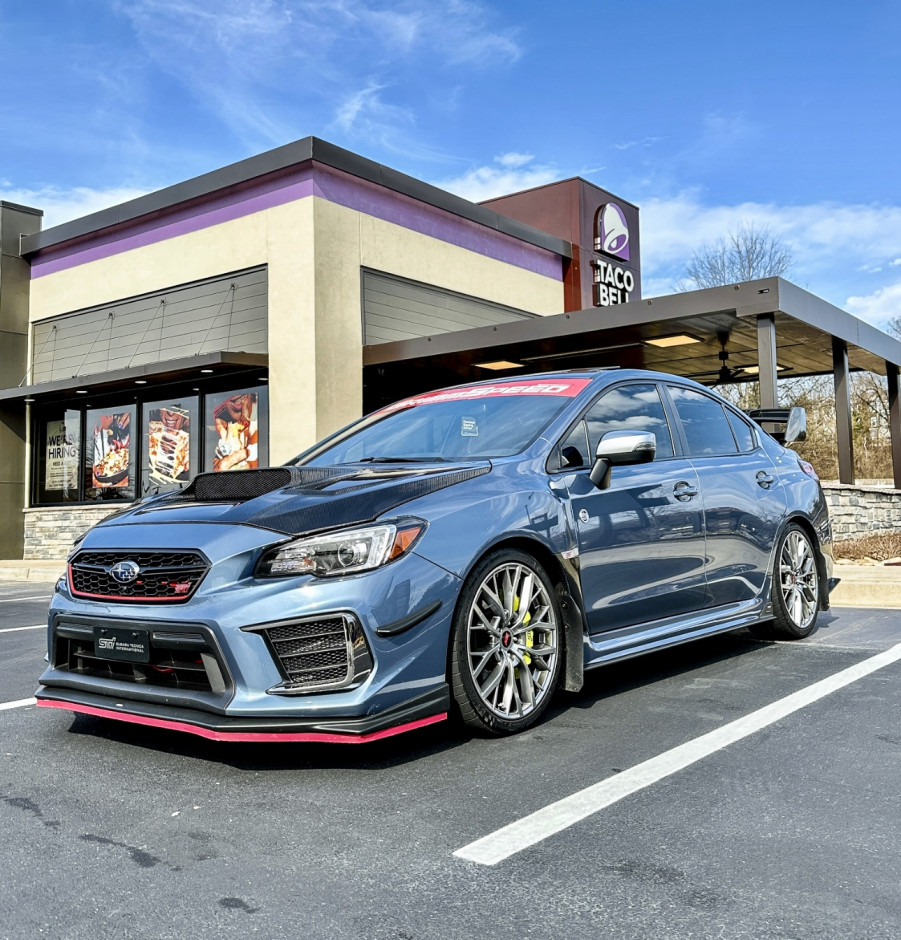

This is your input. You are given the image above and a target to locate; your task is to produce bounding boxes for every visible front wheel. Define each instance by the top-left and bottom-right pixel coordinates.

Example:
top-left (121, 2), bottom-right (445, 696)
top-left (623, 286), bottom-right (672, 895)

top-left (771, 524), bottom-right (821, 639)
top-left (450, 550), bottom-right (563, 735)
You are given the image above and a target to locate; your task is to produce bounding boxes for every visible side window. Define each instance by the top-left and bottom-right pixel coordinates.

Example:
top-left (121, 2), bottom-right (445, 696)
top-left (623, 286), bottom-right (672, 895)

top-left (726, 409), bottom-right (757, 453)
top-left (583, 384), bottom-right (675, 459)
top-left (668, 386), bottom-right (738, 457)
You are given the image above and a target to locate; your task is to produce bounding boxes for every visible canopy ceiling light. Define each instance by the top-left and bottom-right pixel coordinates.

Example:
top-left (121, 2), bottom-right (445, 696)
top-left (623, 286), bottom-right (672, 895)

top-left (645, 334), bottom-right (702, 348)
top-left (742, 364), bottom-right (790, 375)
top-left (473, 360), bottom-right (524, 370)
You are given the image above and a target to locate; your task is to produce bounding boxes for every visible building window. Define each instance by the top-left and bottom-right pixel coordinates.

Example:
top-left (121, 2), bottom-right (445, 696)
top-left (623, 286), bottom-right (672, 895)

top-left (205, 386), bottom-right (268, 473)
top-left (84, 405), bottom-right (137, 502)
top-left (35, 409), bottom-right (82, 504)
top-left (141, 397), bottom-right (199, 496)
top-left (31, 382), bottom-right (268, 506)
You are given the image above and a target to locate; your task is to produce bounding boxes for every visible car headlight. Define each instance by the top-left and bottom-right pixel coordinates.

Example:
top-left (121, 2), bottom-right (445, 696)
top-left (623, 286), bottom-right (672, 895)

top-left (256, 520), bottom-right (426, 578)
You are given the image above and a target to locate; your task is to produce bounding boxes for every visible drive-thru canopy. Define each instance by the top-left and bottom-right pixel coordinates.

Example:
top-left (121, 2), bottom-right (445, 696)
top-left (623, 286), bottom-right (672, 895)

top-left (364, 276), bottom-right (901, 488)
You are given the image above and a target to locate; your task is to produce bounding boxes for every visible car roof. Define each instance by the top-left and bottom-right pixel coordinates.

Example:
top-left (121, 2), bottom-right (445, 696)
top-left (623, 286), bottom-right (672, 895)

top-left (436, 367), bottom-right (719, 394)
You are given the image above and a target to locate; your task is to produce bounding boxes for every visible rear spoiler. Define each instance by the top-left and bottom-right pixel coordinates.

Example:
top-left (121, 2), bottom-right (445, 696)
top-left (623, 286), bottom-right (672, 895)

top-left (746, 407), bottom-right (807, 445)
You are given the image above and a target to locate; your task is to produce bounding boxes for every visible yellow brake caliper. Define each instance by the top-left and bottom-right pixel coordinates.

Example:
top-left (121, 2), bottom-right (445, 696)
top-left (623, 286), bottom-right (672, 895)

top-left (513, 595), bottom-right (534, 665)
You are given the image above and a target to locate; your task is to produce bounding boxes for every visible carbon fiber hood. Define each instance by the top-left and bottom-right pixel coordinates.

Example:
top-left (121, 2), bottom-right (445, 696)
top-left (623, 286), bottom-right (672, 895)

top-left (101, 464), bottom-right (491, 536)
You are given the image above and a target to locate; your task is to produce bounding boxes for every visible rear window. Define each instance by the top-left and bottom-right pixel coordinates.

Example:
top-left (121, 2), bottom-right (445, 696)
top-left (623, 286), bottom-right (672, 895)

top-left (668, 386), bottom-right (738, 457)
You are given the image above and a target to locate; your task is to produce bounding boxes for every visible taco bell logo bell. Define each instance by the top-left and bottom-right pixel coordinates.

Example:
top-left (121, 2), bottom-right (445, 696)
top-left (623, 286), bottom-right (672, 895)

top-left (595, 203), bottom-right (630, 261)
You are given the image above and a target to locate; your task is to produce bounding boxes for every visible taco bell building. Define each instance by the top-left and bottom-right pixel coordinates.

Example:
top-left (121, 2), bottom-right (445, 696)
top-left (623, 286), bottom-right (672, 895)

top-left (0, 137), bottom-right (641, 558)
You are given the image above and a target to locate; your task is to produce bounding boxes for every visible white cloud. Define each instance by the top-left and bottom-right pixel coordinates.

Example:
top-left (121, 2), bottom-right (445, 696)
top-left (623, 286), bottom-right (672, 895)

top-left (434, 154), bottom-right (558, 202)
top-left (613, 136), bottom-right (663, 152)
top-left (117, 0), bottom-right (520, 147)
top-left (846, 282), bottom-right (901, 326)
top-left (0, 184), bottom-right (151, 228)
top-left (497, 152), bottom-right (534, 169)
top-left (639, 192), bottom-right (901, 326)
top-left (333, 82), bottom-right (414, 138)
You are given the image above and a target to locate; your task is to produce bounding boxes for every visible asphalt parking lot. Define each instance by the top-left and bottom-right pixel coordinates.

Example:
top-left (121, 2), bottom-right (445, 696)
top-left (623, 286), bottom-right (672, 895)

top-left (2, 582), bottom-right (899, 940)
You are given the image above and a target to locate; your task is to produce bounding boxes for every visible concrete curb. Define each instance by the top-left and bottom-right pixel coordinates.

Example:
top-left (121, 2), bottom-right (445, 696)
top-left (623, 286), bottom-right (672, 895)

top-left (0, 560), bottom-right (65, 583)
top-left (829, 564), bottom-right (901, 609)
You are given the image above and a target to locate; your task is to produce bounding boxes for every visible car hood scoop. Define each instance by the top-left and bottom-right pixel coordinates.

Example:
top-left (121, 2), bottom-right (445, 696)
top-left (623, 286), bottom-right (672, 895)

top-left (122, 463), bottom-right (490, 536)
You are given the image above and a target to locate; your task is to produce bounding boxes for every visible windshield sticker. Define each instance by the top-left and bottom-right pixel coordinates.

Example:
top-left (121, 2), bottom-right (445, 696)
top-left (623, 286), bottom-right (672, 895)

top-left (461, 417), bottom-right (479, 437)
top-left (382, 379), bottom-right (592, 412)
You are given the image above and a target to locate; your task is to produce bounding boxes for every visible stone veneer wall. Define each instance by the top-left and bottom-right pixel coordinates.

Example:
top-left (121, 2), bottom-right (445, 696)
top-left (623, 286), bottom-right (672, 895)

top-left (23, 506), bottom-right (128, 559)
top-left (822, 484), bottom-right (901, 540)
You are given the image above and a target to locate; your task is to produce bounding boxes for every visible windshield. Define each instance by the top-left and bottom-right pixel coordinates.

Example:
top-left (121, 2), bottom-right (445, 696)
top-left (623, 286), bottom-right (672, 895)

top-left (297, 379), bottom-right (590, 466)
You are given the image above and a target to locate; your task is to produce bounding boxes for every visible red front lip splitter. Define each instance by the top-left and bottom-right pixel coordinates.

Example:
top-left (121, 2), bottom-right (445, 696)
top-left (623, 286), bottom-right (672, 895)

top-left (37, 698), bottom-right (447, 744)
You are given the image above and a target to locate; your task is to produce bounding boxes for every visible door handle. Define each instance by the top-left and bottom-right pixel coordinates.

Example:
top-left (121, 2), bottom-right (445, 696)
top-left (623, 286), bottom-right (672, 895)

top-left (756, 471), bottom-right (775, 489)
top-left (673, 481), bottom-right (698, 501)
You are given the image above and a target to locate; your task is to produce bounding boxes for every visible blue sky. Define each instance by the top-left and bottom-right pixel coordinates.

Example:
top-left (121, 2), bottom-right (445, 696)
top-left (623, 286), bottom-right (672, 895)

top-left (2, 0), bottom-right (900, 325)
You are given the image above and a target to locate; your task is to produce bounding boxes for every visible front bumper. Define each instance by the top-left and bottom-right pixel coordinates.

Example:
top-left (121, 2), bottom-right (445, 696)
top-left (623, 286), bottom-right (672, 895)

top-left (39, 521), bottom-right (460, 741)
top-left (35, 685), bottom-right (449, 743)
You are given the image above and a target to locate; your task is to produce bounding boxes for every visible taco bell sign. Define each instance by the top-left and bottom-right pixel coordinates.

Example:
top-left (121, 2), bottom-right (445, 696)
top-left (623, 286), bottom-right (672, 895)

top-left (595, 203), bottom-right (630, 261)
top-left (592, 202), bottom-right (636, 306)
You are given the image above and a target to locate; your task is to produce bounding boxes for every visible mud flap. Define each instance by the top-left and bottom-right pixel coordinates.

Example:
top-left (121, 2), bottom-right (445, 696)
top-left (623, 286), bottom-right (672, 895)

top-left (558, 593), bottom-right (584, 692)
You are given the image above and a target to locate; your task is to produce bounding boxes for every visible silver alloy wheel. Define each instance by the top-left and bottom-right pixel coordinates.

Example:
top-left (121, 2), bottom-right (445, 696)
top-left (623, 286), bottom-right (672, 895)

top-left (465, 561), bottom-right (559, 720)
top-left (779, 529), bottom-right (819, 631)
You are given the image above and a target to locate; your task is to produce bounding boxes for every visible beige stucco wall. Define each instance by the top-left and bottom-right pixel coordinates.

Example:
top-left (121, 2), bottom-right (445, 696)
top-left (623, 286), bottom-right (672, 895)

top-left (28, 193), bottom-right (564, 466)
top-left (310, 198), bottom-right (564, 445)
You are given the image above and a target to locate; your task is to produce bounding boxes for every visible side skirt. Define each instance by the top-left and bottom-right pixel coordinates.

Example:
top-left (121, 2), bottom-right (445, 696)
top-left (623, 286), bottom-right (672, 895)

top-left (583, 600), bottom-right (767, 670)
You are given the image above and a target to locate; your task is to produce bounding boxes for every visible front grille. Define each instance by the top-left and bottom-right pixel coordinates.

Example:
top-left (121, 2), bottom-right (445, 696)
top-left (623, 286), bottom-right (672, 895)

top-left (245, 615), bottom-right (374, 694)
top-left (51, 619), bottom-right (229, 695)
top-left (69, 550), bottom-right (210, 602)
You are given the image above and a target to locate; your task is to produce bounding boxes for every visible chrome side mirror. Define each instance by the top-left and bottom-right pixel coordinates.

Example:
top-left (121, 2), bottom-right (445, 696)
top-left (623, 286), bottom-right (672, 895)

top-left (590, 431), bottom-right (656, 488)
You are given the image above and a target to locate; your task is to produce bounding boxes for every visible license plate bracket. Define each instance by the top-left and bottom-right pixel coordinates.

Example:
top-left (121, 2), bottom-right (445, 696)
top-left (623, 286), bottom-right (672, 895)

top-left (93, 626), bottom-right (150, 663)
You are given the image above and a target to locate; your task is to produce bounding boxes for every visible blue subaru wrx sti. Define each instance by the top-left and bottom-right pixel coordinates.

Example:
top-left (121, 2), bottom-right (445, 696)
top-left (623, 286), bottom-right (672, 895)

top-left (38, 370), bottom-right (833, 742)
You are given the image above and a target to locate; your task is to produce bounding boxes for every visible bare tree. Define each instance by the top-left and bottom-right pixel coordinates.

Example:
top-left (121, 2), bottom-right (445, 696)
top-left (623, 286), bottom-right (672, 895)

top-left (679, 223), bottom-right (897, 481)
top-left (681, 221), bottom-right (793, 289)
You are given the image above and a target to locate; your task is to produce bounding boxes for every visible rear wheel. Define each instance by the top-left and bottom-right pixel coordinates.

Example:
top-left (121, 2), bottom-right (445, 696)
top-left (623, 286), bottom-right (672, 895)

top-left (450, 550), bottom-right (562, 735)
top-left (771, 524), bottom-right (820, 638)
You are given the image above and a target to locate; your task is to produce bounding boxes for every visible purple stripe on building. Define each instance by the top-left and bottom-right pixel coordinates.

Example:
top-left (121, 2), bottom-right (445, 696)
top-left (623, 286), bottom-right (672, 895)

top-left (30, 173), bottom-right (321, 278)
top-left (314, 167), bottom-right (563, 281)
top-left (30, 167), bottom-right (563, 282)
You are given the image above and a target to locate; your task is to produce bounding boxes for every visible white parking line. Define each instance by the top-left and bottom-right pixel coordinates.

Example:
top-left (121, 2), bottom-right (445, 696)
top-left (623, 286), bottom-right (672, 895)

top-left (0, 698), bottom-right (36, 711)
top-left (0, 596), bottom-right (52, 603)
top-left (0, 625), bottom-right (45, 633)
top-left (455, 641), bottom-right (901, 866)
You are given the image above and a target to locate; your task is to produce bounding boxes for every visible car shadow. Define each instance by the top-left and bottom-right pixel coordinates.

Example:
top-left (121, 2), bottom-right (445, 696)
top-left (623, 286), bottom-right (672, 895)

top-left (551, 627), bottom-right (781, 714)
top-left (63, 709), bottom-right (473, 770)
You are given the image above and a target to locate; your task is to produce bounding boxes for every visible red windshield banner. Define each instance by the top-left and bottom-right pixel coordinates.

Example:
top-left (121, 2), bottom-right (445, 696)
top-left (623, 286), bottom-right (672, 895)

top-left (383, 379), bottom-right (592, 412)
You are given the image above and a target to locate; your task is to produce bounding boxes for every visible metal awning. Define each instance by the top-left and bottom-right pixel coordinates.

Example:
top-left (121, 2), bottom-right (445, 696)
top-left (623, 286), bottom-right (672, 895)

top-left (363, 278), bottom-right (901, 379)
top-left (0, 351), bottom-right (269, 404)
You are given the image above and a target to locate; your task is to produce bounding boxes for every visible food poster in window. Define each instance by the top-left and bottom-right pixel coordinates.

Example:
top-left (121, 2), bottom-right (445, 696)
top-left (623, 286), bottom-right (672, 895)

top-left (85, 406), bottom-right (135, 499)
top-left (206, 389), bottom-right (261, 472)
top-left (142, 398), bottom-right (198, 495)
top-left (43, 412), bottom-right (81, 499)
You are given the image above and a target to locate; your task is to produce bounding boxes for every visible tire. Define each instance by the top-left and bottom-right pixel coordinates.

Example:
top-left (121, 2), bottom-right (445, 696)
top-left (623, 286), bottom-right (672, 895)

top-left (450, 549), bottom-right (563, 735)
top-left (770, 524), bottom-right (821, 639)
